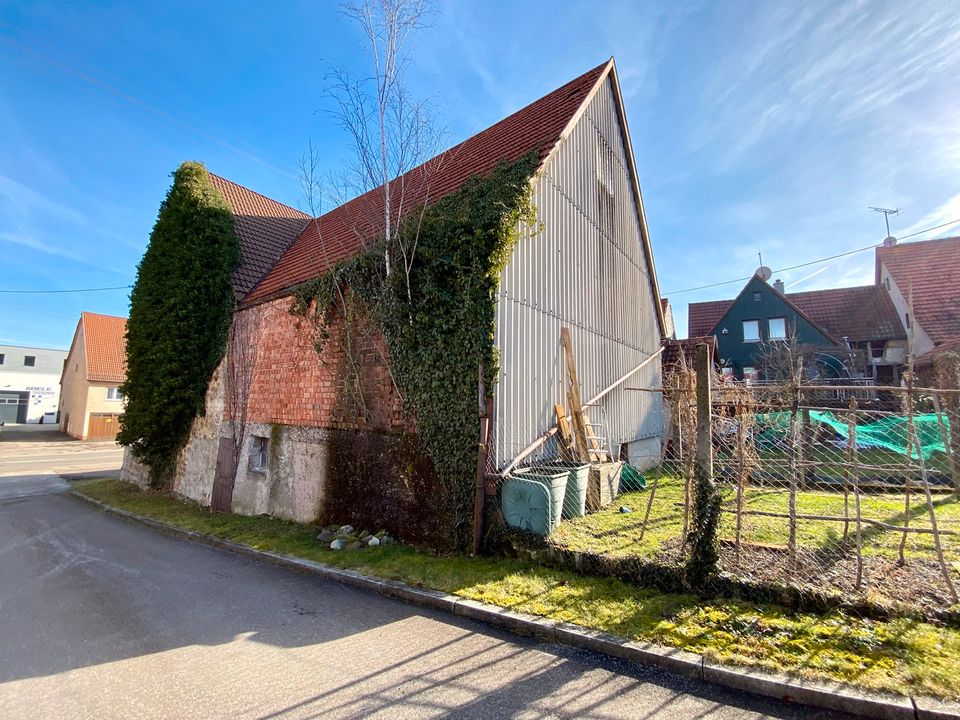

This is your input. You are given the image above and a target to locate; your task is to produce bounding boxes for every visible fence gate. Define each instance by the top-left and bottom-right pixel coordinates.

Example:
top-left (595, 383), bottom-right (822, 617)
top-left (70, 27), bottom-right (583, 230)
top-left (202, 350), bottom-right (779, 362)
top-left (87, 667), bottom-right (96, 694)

top-left (211, 437), bottom-right (236, 512)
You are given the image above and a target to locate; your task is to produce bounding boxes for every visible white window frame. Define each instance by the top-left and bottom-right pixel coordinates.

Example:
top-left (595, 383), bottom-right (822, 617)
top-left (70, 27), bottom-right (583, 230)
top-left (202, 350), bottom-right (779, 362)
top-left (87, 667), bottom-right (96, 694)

top-left (768, 317), bottom-right (787, 341)
top-left (742, 320), bottom-right (760, 343)
top-left (106, 387), bottom-right (124, 401)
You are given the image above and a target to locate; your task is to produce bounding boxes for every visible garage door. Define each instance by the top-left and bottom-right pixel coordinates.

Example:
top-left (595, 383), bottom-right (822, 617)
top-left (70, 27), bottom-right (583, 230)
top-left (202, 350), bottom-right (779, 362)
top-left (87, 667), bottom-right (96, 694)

top-left (87, 413), bottom-right (121, 440)
top-left (0, 392), bottom-right (23, 424)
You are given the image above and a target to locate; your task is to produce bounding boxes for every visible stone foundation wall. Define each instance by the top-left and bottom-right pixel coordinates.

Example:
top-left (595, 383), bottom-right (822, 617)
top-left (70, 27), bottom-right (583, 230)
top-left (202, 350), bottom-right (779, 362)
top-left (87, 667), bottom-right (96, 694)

top-left (230, 423), bottom-right (329, 524)
top-left (172, 357), bottom-right (227, 507)
top-left (119, 448), bottom-right (150, 490)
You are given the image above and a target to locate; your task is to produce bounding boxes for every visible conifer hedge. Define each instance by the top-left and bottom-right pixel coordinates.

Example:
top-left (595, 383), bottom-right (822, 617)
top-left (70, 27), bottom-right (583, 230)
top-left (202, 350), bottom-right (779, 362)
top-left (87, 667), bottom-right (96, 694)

top-left (118, 162), bottom-right (240, 487)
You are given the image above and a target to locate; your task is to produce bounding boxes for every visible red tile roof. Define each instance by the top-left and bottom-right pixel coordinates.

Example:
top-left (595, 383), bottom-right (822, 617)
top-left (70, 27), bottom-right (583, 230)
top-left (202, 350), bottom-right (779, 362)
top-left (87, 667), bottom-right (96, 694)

top-left (876, 236), bottom-right (960, 345)
top-left (208, 174), bottom-right (311, 299)
top-left (786, 285), bottom-right (904, 342)
top-left (687, 299), bottom-right (733, 337)
top-left (914, 335), bottom-right (960, 368)
top-left (80, 312), bottom-right (127, 383)
top-left (245, 60), bottom-right (611, 302)
top-left (687, 284), bottom-right (905, 343)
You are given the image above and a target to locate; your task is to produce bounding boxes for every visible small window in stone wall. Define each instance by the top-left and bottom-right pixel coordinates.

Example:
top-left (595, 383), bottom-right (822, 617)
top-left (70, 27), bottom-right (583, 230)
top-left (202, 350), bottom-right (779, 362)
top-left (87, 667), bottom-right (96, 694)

top-left (250, 436), bottom-right (269, 472)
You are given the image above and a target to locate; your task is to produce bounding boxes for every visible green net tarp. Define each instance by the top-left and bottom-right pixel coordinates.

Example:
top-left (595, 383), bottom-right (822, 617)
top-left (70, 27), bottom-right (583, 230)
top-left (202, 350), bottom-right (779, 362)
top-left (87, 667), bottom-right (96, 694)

top-left (754, 411), bottom-right (950, 460)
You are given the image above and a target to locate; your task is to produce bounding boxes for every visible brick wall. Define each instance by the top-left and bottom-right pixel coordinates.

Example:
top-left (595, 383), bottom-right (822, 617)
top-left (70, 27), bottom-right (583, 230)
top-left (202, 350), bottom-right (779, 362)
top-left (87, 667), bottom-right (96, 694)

top-left (237, 296), bottom-right (406, 432)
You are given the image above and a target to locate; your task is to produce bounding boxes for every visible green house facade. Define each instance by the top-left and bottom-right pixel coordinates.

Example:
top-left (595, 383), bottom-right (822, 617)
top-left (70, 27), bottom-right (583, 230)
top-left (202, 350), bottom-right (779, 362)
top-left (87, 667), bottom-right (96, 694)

top-left (689, 272), bottom-right (908, 383)
top-left (706, 276), bottom-right (839, 381)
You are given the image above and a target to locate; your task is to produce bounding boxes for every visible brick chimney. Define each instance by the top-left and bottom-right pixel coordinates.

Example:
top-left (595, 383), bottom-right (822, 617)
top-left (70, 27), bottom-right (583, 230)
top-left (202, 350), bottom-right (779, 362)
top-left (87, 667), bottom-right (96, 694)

top-left (773, 279), bottom-right (785, 294)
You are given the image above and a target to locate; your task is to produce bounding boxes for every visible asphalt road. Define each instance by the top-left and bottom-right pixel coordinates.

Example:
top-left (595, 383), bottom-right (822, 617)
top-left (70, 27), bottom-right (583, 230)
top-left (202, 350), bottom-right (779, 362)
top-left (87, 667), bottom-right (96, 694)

top-left (0, 426), bottom-right (123, 478)
top-left (0, 477), bottom-right (854, 719)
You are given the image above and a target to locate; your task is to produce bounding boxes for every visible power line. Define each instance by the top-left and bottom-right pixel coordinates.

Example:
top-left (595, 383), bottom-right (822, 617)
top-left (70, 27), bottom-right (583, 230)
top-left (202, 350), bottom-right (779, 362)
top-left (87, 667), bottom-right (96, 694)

top-left (898, 218), bottom-right (960, 240)
top-left (664, 218), bottom-right (960, 296)
top-left (0, 285), bottom-right (132, 295)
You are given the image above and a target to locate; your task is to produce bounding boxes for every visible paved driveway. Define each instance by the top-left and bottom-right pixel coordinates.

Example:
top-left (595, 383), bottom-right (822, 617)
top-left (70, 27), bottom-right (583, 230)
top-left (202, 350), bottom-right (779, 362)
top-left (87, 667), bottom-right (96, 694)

top-left (0, 478), bottom-right (851, 719)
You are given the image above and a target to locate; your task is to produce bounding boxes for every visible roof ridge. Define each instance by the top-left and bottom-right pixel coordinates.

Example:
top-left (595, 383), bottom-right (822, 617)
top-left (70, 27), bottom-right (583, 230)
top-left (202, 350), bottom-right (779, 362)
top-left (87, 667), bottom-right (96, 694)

top-left (80, 310), bottom-right (127, 321)
top-left (209, 172), bottom-right (311, 219)
top-left (305, 59), bottom-right (610, 222)
top-left (243, 59), bottom-right (611, 303)
top-left (880, 234), bottom-right (960, 250)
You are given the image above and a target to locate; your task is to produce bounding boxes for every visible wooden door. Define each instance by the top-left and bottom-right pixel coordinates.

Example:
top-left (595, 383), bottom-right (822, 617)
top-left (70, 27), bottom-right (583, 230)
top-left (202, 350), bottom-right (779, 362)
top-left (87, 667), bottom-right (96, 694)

top-left (211, 437), bottom-right (237, 512)
top-left (87, 413), bottom-right (120, 439)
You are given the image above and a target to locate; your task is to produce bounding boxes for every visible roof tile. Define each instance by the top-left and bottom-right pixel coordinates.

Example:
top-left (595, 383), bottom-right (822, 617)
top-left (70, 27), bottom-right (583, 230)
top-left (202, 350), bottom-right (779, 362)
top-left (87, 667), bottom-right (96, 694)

top-left (208, 174), bottom-right (311, 299)
top-left (81, 312), bottom-right (127, 383)
top-left (877, 236), bottom-right (960, 345)
top-left (688, 284), bottom-right (904, 343)
top-left (245, 60), bottom-right (611, 302)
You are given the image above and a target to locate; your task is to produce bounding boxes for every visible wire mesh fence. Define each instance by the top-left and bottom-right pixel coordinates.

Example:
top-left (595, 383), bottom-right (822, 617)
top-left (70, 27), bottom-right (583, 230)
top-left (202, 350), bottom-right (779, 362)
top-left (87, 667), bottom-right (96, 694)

top-left (492, 364), bottom-right (960, 618)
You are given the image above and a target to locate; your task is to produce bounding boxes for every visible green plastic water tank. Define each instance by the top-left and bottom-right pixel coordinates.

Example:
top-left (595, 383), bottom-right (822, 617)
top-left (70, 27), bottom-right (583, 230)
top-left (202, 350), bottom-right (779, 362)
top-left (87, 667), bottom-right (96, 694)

top-left (515, 467), bottom-right (568, 531)
top-left (551, 462), bottom-right (590, 518)
top-left (501, 476), bottom-right (552, 536)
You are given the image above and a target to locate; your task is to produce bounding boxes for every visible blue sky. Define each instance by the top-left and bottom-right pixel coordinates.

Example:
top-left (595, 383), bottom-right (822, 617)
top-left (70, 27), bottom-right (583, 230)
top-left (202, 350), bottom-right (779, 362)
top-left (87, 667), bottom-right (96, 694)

top-left (1, 0), bottom-right (959, 348)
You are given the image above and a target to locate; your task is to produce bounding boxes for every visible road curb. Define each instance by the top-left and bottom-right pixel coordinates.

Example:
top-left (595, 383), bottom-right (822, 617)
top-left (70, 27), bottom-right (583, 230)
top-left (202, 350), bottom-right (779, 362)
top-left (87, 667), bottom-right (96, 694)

top-left (68, 489), bottom-right (960, 720)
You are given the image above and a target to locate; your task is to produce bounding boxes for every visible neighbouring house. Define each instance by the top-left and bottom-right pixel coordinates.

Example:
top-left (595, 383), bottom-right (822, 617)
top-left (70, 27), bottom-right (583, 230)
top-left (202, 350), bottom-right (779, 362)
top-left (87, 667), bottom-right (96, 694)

top-left (59, 312), bottom-right (128, 439)
top-left (0, 345), bottom-right (67, 424)
top-left (688, 272), bottom-right (906, 383)
top-left (876, 235), bottom-right (960, 358)
top-left (123, 58), bottom-right (667, 541)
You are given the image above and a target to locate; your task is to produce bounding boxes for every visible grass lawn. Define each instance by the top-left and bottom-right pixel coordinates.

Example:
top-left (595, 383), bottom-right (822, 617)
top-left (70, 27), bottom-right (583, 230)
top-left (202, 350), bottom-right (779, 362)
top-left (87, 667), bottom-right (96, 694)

top-left (754, 446), bottom-right (953, 479)
top-left (73, 477), bottom-right (960, 701)
top-left (551, 472), bottom-right (960, 563)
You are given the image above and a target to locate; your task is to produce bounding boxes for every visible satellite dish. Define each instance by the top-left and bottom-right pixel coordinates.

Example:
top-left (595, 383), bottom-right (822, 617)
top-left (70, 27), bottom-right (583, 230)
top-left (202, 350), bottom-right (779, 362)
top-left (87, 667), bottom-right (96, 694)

top-left (755, 266), bottom-right (772, 281)
top-left (883, 236), bottom-right (898, 247)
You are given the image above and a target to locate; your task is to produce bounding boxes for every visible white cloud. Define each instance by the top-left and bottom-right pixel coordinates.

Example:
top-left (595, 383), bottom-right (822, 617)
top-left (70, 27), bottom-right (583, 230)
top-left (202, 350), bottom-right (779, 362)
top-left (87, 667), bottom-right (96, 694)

top-left (897, 191), bottom-right (960, 240)
top-left (0, 173), bottom-right (90, 227)
top-left (692, 1), bottom-right (960, 164)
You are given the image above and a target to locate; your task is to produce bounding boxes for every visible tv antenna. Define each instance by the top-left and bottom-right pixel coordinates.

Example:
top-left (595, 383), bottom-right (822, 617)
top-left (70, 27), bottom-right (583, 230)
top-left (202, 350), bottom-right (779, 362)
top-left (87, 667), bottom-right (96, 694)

top-left (869, 206), bottom-right (900, 237)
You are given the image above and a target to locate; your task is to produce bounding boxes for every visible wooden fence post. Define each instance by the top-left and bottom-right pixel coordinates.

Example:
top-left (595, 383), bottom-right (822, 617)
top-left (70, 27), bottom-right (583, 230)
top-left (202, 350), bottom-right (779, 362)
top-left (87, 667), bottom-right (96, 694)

top-left (932, 392), bottom-right (960, 497)
top-left (686, 343), bottom-right (721, 587)
top-left (849, 398), bottom-right (864, 590)
top-left (695, 344), bottom-right (713, 479)
top-left (472, 364), bottom-right (491, 556)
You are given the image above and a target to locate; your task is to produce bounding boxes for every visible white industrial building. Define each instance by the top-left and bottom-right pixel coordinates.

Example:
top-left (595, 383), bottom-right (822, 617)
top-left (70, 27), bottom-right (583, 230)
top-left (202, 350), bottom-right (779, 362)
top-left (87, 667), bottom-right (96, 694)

top-left (0, 344), bottom-right (68, 424)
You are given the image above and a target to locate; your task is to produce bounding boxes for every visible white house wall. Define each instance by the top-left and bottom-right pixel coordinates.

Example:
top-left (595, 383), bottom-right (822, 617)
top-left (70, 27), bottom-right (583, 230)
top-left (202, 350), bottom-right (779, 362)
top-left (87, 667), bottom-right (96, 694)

top-left (879, 263), bottom-right (934, 357)
top-left (493, 76), bottom-right (664, 469)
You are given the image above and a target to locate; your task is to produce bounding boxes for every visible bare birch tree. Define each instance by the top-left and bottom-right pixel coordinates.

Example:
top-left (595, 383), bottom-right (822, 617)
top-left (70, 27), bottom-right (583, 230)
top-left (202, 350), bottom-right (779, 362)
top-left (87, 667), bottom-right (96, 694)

top-left (324, 0), bottom-right (441, 285)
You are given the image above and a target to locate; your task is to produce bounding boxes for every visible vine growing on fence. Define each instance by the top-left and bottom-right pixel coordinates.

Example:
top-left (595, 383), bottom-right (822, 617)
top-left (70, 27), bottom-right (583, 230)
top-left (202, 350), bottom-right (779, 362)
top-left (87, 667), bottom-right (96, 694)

top-left (290, 153), bottom-right (540, 551)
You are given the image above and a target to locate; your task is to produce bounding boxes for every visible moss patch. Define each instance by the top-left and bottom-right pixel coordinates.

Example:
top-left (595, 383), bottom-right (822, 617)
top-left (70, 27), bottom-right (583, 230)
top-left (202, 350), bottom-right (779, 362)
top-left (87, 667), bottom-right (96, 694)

top-left (73, 478), bottom-right (960, 700)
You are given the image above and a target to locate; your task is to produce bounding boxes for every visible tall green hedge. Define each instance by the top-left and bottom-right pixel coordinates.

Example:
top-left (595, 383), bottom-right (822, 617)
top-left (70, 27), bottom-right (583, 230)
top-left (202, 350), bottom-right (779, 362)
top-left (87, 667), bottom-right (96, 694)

top-left (118, 162), bottom-right (240, 487)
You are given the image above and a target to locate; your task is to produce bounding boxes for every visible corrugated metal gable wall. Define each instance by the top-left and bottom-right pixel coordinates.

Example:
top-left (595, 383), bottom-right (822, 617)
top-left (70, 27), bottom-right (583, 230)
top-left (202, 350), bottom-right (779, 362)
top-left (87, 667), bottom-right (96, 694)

top-left (493, 77), bottom-right (664, 468)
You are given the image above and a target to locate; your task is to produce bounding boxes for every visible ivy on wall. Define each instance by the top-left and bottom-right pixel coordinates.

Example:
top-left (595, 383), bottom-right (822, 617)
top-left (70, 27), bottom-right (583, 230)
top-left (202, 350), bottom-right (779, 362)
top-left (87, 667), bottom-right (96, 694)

top-left (119, 162), bottom-right (240, 488)
top-left (291, 153), bottom-right (540, 551)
